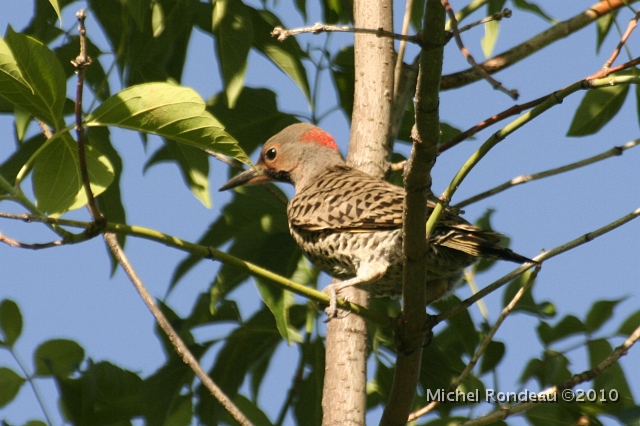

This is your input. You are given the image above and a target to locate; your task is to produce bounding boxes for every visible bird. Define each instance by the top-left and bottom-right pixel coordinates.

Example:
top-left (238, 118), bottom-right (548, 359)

top-left (220, 123), bottom-right (534, 315)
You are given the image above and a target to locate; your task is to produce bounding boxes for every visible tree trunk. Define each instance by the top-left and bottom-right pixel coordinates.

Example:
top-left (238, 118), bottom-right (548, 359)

top-left (321, 0), bottom-right (395, 424)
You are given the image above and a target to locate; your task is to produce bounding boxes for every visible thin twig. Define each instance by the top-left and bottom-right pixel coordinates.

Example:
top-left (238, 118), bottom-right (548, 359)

top-left (602, 8), bottom-right (640, 71)
top-left (438, 207), bottom-right (640, 323)
top-left (103, 233), bottom-right (253, 426)
top-left (455, 8), bottom-right (512, 34)
top-left (394, 0), bottom-right (415, 98)
top-left (0, 232), bottom-right (65, 249)
top-left (442, 0), bottom-right (519, 100)
top-left (272, 23), bottom-right (424, 46)
top-left (437, 94), bottom-right (550, 153)
top-left (408, 264), bottom-right (541, 421)
top-left (71, 10), bottom-right (103, 224)
top-left (437, 55), bottom-right (640, 155)
top-left (454, 139), bottom-right (640, 208)
top-left (441, 0), bottom-right (638, 90)
top-left (460, 323), bottom-right (640, 426)
top-left (202, 148), bottom-right (245, 170)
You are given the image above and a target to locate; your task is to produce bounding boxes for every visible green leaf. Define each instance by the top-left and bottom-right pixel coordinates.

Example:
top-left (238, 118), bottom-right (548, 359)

top-left (145, 140), bottom-right (212, 207)
top-left (255, 255), bottom-right (312, 344)
top-left (410, 0), bottom-right (426, 31)
top-left (86, 82), bottom-right (250, 165)
top-left (585, 298), bottom-right (625, 333)
top-left (48, 0), bottom-right (62, 23)
top-left (0, 27), bottom-right (66, 128)
top-left (617, 309), bottom-right (640, 336)
top-left (567, 84), bottom-right (629, 136)
top-left (14, 106), bottom-right (31, 142)
top-left (151, 1), bottom-right (166, 37)
top-left (196, 306), bottom-right (304, 422)
top-left (0, 133), bottom-right (46, 185)
top-left (54, 35), bottom-right (111, 101)
top-left (171, 178), bottom-right (297, 296)
top-left (331, 46), bottom-right (354, 120)
top-left (479, 340), bottom-right (505, 374)
top-left (207, 87), bottom-right (299, 155)
top-left (34, 339), bottom-right (85, 377)
top-left (294, 338), bottom-right (325, 426)
top-left (512, 0), bottom-right (555, 23)
top-left (481, 0), bottom-right (505, 58)
top-left (519, 350), bottom-right (571, 387)
top-left (213, 0), bottom-right (254, 108)
top-left (33, 134), bottom-right (115, 216)
top-left (588, 339), bottom-right (635, 410)
top-left (229, 394), bottom-right (274, 426)
top-left (0, 367), bottom-right (26, 408)
top-left (536, 315), bottom-right (585, 346)
top-left (88, 127), bottom-right (126, 273)
top-left (57, 361), bottom-right (145, 423)
top-left (0, 300), bottom-right (22, 347)
top-left (596, 11), bottom-right (618, 54)
top-left (502, 269), bottom-right (555, 318)
top-left (249, 8), bottom-right (311, 103)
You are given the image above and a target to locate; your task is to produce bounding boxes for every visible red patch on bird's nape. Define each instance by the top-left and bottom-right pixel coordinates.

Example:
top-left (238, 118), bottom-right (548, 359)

top-left (300, 128), bottom-right (339, 151)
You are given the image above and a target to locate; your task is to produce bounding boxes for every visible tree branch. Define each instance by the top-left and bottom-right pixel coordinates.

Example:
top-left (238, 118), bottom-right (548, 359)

top-left (441, 0), bottom-right (639, 90)
top-left (71, 10), bottom-right (103, 224)
top-left (408, 264), bottom-right (541, 421)
top-left (438, 206), bottom-right (640, 323)
top-left (454, 139), bottom-right (640, 208)
top-left (460, 322), bottom-right (640, 426)
top-left (443, 0), bottom-right (518, 99)
top-left (103, 233), bottom-right (253, 426)
top-left (0, 212), bottom-right (392, 327)
top-left (381, 1), bottom-right (445, 424)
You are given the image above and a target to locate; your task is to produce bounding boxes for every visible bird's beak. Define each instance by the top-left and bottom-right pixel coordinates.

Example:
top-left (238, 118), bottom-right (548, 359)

top-left (219, 167), bottom-right (272, 191)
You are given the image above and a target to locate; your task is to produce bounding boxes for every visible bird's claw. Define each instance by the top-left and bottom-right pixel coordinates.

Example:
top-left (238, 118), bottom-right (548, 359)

top-left (322, 285), bottom-right (350, 322)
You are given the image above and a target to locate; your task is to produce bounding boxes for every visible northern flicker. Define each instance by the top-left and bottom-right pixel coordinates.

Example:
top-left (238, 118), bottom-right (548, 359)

top-left (220, 123), bottom-right (534, 313)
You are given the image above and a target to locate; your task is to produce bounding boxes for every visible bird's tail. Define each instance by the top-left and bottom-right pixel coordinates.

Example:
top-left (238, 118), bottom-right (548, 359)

top-left (437, 227), bottom-right (536, 264)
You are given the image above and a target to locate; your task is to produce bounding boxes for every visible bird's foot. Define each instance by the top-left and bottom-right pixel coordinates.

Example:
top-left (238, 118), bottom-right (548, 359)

top-left (322, 284), bottom-right (350, 322)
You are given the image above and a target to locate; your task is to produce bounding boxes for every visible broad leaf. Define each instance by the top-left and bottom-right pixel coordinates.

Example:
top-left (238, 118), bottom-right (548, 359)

top-left (0, 27), bottom-right (66, 128)
top-left (585, 298), bottom-right (625, 333)
top-left (537, 315), bottom-right (585, 346)
top-left (617, 309), bottom-right (640, 336)
top-left (481, 0), bottom-right (505, 58)
top-left (512, 0), bottom-right (555, 23)
top-left (34, 339), bottom-right (85, 377)
top-left (519, 350), bottom-right (571, 387)
top-left (47, 0), bottom-right (62, 23)
top-left (0, 367), bottom-right (26, 408)
top-left (249, 8), bottom-right (311, 103)
top-left (0, 299), bottom-right (22, 347)
top-left (596, 11), bottom-right (618, 54)
top-left (88, 127), bottom-right (126, 273)
top-left (331, 46), bottom-right (354, 119)
top-left (213, 0), bottom-right (254, 108)
top-left (588, 339), bottom-right (635, 410)
top-left (145, 140), bottom-right (212, 207)
top-left (207, 87), bottom-right (299, 155)
top-left (33, 134), bottom-right (115, 215)
top-left (86, 82), bottom-right (250, 164)
top-left (479, 340), bottom-right (505, 374)
top-left (567, 84), bottom-right (629, 136)
top-left (57, 361), bottom-right (145, 423)
top-left (502, 270), bottom-right (555, 318)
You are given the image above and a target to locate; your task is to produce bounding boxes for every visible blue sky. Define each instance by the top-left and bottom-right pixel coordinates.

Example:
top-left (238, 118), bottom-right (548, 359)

top-left (1, 1), bottom-right (639, 425)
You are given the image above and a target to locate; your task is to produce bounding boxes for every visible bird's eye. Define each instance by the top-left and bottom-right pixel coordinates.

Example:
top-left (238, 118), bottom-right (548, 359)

top-left (265, 147), bottom-right (277, 161)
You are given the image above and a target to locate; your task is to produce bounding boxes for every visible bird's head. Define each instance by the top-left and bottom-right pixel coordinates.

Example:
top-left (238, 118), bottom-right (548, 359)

top-left (219, 123), bottom-right (344, 192)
